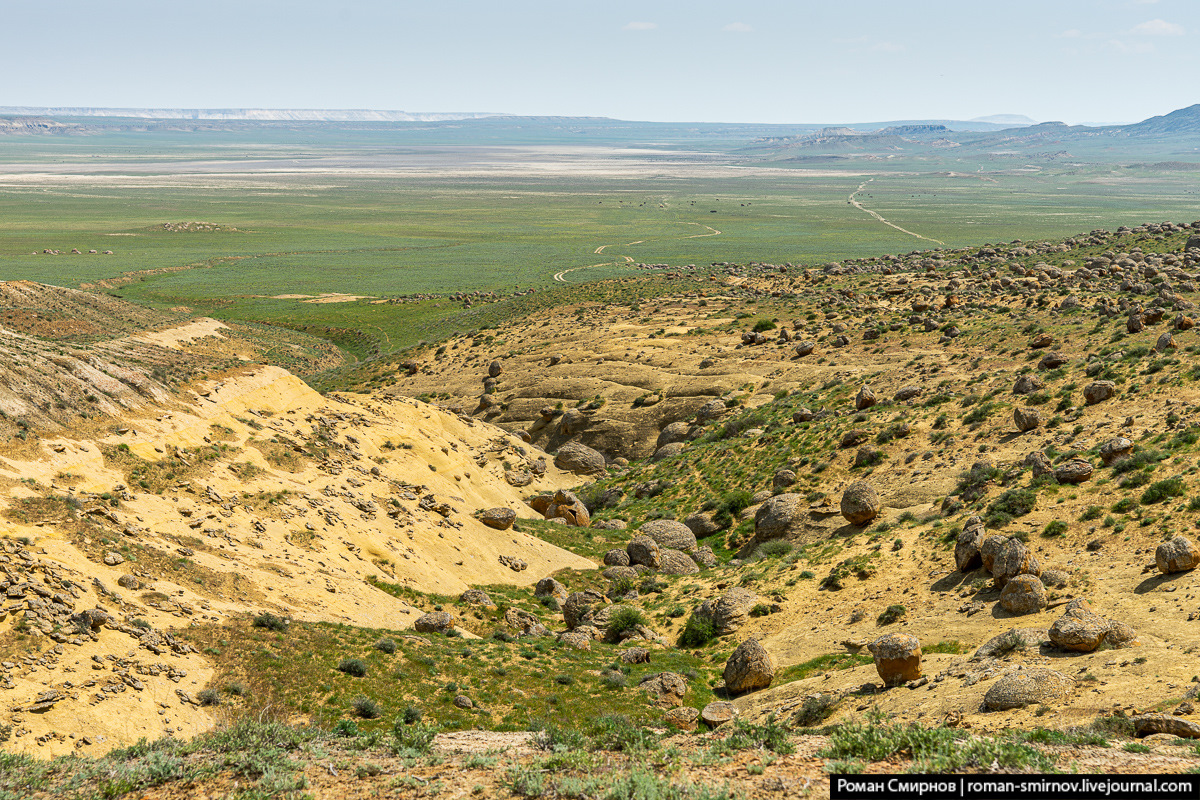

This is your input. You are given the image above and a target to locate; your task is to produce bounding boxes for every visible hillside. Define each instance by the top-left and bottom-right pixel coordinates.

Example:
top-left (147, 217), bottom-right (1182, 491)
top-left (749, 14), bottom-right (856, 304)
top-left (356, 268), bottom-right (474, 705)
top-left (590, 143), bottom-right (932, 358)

top-left (5, 220), bottom-right (1200, 794)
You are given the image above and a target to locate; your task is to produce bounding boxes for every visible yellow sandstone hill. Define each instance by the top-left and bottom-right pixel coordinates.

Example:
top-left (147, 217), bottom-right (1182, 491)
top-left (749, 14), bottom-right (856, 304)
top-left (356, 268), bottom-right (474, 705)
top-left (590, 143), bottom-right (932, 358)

top-left (0, 358), bottom-right (591, 756)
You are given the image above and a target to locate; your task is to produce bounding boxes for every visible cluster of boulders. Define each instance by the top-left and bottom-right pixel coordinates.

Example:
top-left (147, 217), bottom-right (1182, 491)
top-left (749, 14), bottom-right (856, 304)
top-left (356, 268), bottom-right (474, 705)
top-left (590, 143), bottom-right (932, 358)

top-left (954, 516), bottom-right (1048, 614)
top-left (602, 519), bottom-right (715, 577)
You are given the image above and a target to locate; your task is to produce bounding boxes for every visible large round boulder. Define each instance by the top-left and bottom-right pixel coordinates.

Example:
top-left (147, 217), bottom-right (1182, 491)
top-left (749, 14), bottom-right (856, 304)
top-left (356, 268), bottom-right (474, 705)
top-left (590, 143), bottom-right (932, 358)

top-left (414, 611), bottom-right (455, 634)
top-left (641, 519), bottom-right (698, 551)
top-left (854, 385), bottom-right (877, 411)
top-left (992, 538), bottom-right (1041, 588)
top-left (1013, 407), bottom-right (1042, 433)
top-left (1048, 599), bottom-right (1108, 652)
top-left (1054, 458), bottom-right (1094, 485)
top-left (692, 587), bottom-right (758, 636)
top-left (545, 490), bottom-right (590, 527)
top-left (984, 667), bottom-right (1074, 711)
top-left (1099, 437), bottom-right (1134, 466)
top-left (999, 574), bottom-right (1048, 615)
top-left (868, 633), bottom-right (921, 687)
top-left (840, 482), bottom-right (881, 526)
top-left (562, 590), bottom-right (607, 630)
top-left (954, 517), bottom-right (986, 572)
top-left (554, 441), bottom-right (606, 476)
top-left (626, 536), bottom-right (662, 569)
top-left (478, 507), bottom-right (517, 530)
top-left (658, 548), bottom-right (701, 576)
top-left (753, 493), bottom-right (804, 541)
top-left (1083, 381), bottom-right (1117, 405)
top-left (1156, 536), bottom-right (1200, 575)
top-left (723, 639), bottom-right (775, 695)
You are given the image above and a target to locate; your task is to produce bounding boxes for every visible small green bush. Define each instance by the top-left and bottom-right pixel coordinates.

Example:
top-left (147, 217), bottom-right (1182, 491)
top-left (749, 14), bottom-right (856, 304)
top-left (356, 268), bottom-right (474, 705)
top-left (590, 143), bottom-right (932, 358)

top-left (877, 604), bottom-right (906, 625)
top-left (678, 615), bottom-right (717, 648)
top-left (985, 488), bottom-right (1037, 527)
top-left (375, 638), bottom-right (396, 654)
top-left (351, 696), bottom-right (382, 719)
top-left (1041, 520), bottom-right (1068, 537)
top-left (337, 658), bottom-right (368, 677)
top-left (252, 612), bottom-right (288, 632)
top-left (1141, 477), bottom-right (1186, 505)
top-left (606, 607), bottom-right (648, 638)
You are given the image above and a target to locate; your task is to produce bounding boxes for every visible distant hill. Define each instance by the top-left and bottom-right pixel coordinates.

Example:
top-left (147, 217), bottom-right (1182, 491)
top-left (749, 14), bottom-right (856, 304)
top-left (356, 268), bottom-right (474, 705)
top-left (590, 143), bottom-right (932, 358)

top-left (1121, 104), bottom-right (1200, 136)
top-left (0, 107), bottom-right (508, 122)
top-left (971, 113), bottom-right (1038, 125)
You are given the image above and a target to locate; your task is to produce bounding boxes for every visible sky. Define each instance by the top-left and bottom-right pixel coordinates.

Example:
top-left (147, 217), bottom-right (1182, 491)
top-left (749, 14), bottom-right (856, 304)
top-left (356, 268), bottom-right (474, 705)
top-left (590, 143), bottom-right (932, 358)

top-left (4, 0), bottom-right (1196, 125)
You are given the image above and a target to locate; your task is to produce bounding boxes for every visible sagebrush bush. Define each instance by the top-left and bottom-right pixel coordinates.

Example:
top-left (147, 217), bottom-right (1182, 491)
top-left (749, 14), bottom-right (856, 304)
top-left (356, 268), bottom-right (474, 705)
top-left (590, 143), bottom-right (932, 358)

top-left (337, 658), bottom-right (368, 677)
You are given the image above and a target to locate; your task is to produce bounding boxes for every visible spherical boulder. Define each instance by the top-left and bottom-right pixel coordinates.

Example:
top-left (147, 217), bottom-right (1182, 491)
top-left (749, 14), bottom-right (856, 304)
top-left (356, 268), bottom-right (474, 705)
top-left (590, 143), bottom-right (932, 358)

top-left (993, 538), bottom-right (1041, 588)
top-left (1013, 407), bottom-right (1042, 433)
top-left (626, 536), bottom-right (662, 569)
top-left (723, 639), bottom-right (775, 695)
top-left (868, 633), bottom-right (921, 687)
top-left (754, 493), bottom-right (804, 541)
top-left (999, 575), bottom-right (1048, 615)
top-left (840, 481), bottom-right (881, 526)
top-left (554, 441), bottom-right (606, 476)
top-left (478, 507), bottom-right (517, 530)
top-left (854, 385), bottom-right (877, 410)
top-left (641, 519), bottom-right (698, 551)
top-left (1083, 381), bottom-right (1116, 405)
top-left (1156, 536), bottom-right (1200, 575)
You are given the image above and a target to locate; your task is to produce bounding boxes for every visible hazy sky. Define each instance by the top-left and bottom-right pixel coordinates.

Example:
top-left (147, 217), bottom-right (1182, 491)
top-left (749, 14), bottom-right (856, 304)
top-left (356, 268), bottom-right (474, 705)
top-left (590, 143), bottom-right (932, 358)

top-left (6, 0), bottom-right (1196, 124)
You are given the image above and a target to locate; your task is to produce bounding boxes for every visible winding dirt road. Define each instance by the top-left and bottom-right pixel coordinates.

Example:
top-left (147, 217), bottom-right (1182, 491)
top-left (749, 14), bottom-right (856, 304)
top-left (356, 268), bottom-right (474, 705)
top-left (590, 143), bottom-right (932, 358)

top-left (563, 224), bottom-right (720, 283)
top-left (849, 179), bottom-right (944, 245)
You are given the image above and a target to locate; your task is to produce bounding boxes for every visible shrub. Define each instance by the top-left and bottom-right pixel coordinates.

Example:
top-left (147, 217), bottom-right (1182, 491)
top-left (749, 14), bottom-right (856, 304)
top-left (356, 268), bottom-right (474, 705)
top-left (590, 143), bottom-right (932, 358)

top-left (678, 616), bottom-right (717, 648)
top-left (375, 638), bottom-right (396, 654)
top-left (252, 612), bottom-right (288, 632)
top-left (600, 670), bottom-right (628, 690)
top-left (400, 704), bottom-right (423, 725)
top-left (757, 539), bottom-right (793, 559)
top-left (723, 716), bottom-right (795, 754)
top-left (393, 721), bottom-right (438, 753)
top-left (1041, 520), bottom-right (1068, 537)
top-left (877, 604), bottom-right (906, 625)
top-left (337, 658), bottom-right (368, 677)
top-left (1142, 477), bottom-right (1186, 505)
top-left (752, 319), bottom-right (776, 333)
top-left (352, 696), bottom-right (382, 719)
top-left (749, 603), bottom-right (771, 618)
top-left (985, 488), bottom-right (1037, 527)
top-left (334, 718), bottom-right (360, 737)
top-left (606, 607), bottom-right (648, 638)
top-left (1079, 506), bottom-right (1103, 521)
top-left (793, 694), bottom-right (842, 728)
top-left (197, 688), bottom-right (220, 707)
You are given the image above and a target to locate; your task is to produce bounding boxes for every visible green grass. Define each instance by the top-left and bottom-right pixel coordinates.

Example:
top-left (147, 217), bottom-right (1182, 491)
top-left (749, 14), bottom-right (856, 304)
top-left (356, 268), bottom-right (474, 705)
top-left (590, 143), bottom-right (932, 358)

top-left (181, 615), bottom-right (719, 734)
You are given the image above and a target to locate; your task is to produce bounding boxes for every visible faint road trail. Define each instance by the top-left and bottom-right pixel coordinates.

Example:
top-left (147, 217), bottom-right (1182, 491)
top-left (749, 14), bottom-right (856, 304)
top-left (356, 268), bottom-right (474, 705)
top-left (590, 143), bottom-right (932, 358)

top-left (564, 223), bottom-right (720, 283)
top-left (848, 179), bottom-right (944, 245)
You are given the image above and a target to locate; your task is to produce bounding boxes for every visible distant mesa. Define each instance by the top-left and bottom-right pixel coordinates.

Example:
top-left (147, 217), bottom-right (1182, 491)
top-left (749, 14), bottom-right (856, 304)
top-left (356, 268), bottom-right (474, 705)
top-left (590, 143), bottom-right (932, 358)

top-left (970, 113), bottom-right (1038, 126)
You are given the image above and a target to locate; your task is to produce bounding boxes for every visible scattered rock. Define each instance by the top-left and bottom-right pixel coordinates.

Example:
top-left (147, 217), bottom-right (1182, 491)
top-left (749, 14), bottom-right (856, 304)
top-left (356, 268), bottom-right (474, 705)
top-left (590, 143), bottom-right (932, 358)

top-left (840, 481), bottom-right (881, 526)
top-left (478, 507), bottom-right (517, 530)
top-left (754, 493), bottom-right (805, 541)
top-left (1156, 536), bottom-right (1200, 574)
top-left (701, 701), bottom-right (738, 728)
top-left (692, 587), bottom-right (759, 636)
top-left (999, 574), bottom-right (1048, 615)
top-left (869, 633), bottom-right (921, 688)
top-left (640, 519), bottom-right (697, 551)
top-left (1083, 381), bottom-right (1117, 405)
top-left (723, 639), bottom-right (775, 694)
top-left (1013, 407), bottom-right (1042, 432)
top-left (984, 667), bottom-right (1074, 710)
top-left (1133, 714), bottom-right (1200, 739)
top-left (854, 385), bottom-right (877, 411)
top-left (414, 611), bottom-right (455, 634)
top-left (554, 441), bottom-right (606, 476)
